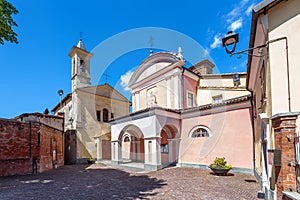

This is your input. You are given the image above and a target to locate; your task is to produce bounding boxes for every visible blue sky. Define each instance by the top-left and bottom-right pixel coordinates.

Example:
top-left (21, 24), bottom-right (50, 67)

top-left (0, 0), bottom-right (259, 118)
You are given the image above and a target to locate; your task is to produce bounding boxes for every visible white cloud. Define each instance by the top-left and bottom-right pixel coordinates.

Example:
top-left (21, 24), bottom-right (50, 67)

top-left (241, 0), bottom-right (250, 7)
top-left (226, 0), bottom-right (250, 23)
top-left (201, 48), bottom-right (210, 57)
top-left (246, 3), bottom-right (255, 16)
top-left (228, 18), bottom-right (243, 31)
top-left (210, 34), bottom-right (222, 49)
top-left (240, 60), bottom-right (248, 68)
top-left (227, 7), bottom-right (240, 23)
top-left (120, 70), bottom-right (134, 91)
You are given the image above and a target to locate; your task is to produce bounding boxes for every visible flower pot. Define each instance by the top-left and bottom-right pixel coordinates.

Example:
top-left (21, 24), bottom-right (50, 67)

top-left (209, 167), bottom-right (231, 175)
top-left (87, 160), bottom-right (95, 164)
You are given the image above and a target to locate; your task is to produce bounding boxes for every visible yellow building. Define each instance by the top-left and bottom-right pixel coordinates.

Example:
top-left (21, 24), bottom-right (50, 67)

top-left (52, 40), bottom-right (131, 164)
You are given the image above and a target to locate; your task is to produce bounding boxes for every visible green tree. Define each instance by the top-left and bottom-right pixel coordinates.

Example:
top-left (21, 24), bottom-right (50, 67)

top-left (0, 0), bottom-right (18, 45)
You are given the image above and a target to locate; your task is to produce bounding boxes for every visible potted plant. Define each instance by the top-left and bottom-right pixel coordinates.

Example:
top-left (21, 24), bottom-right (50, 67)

top-left (209, 157), bottom-right (232, 175)
top-left (87, 157), bottom-right (95, 164)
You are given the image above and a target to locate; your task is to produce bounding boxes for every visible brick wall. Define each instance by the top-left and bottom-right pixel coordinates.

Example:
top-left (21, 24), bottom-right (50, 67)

top-left (272, 114), bottom-right (298, 199)
top-left (0, 116), bottom-right (64, 176)
top-left (39, 124), bottom-right (64, 172)
top-left (0, 119), bottom-right (39, 176)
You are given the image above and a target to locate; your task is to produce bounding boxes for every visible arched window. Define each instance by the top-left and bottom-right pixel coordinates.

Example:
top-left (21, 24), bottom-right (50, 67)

top-left (124, 136), bottom-right (130, 142)
top-left (190, 126), bottom-right (211, 138)
top-left (103, 108), bottom-right (109, 122)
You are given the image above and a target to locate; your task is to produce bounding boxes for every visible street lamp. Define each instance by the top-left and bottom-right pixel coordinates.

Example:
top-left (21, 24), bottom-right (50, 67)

top-left (222, 31), bottom-right (239, 55)
top-left (69, 117), bottom-right (73, 128)
top-left (222, 31), bottom-right (268, 57)
top-left (221, 31), bottom-right (291, 112)
top-left (58, 89), bottom-right (64, 108)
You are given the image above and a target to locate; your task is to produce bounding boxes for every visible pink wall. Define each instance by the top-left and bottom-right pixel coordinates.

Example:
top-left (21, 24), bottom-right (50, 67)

top-left (179, 106), bottom-right (253, 169)
top-left (183, 75), bottom-right (198, 109)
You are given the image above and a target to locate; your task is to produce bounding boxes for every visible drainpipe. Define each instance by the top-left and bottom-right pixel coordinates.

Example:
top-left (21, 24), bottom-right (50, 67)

top-left (181, 67), bottom-right (185, 109)
top-left (248, 90), bottom-right (256, 175)
top-left (29, 122), bottom-right (32, 158)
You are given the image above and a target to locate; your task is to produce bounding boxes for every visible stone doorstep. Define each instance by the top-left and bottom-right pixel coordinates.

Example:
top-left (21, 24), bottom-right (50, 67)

top-left (282, 191), bottom-right (300, 200)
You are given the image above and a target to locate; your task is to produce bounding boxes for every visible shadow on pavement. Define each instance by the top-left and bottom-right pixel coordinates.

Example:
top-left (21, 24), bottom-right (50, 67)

top-left (0, 165), bottom-right (167, 199)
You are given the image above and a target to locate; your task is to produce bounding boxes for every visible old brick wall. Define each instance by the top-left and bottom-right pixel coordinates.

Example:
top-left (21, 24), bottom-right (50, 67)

top-left (39, 124), bottom-right (64, 172)
top-left (0, 119), bottom-right (39, 176)
top-left (272, 114), bottom-right (298, 199)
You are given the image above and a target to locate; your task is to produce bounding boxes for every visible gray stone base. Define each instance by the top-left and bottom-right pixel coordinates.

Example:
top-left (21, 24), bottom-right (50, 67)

top-left (177, 162), bottom-right (253, 174)
top-left (283, 191), bottom-right (300, 200)
top-left (95, 159), bottom-right (102, 164)
top-left (144, 164), bottom-right (162, 171)
top-left (76, 158), bottom-right (89, 164)
top-left (111, 160), bottom-right (122, 165)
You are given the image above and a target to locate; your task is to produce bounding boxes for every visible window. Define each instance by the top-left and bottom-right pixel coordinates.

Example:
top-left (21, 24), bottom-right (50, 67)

top-left (187, 92), bottom-right (194, 107)
top-left (212, 95), bottom-right (223, 103)
top-left (103, 108), bottom-right (109, 122)
top-left (190, 126), bottom-right (211, 138)
top-left (111, 113), bottom-right (114, 119)
top-left (72, 59), bottom-right (75, 75)
top-left (124, 136), bottom-right (130, 142)
top-left (161, 144), bottom-right (169, 153)
top-left (96, 110), bottom-right (101, 122)
top-left (80, 60), bottom-right (84, 72)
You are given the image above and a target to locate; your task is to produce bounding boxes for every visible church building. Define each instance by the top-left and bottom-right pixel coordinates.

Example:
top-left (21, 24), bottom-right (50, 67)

top-left (111, 48), bottom-right (253, 172)
top-left (52, 40), bottom-right (131, 164)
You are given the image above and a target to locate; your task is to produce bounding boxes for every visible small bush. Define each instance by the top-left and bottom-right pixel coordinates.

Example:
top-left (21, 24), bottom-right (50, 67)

top-left (209, 157), bottom-right (232, 169)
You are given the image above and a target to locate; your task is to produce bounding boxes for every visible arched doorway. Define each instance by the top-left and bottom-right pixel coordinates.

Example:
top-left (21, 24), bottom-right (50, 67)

top-left (160, 125), bottom-right (179, 165)
top-left (118, 125), bottom-right (145, 163)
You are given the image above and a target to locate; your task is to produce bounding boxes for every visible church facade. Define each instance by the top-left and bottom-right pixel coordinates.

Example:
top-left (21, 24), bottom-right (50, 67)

top-left (52, 40), bottom-right (131, 164)
top-left (111, 49), bottom-right (253, 172)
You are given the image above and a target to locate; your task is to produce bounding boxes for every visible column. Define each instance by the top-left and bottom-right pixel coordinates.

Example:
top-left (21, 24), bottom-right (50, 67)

top-left (174, 76), bottom-right (179, 109)
top-left (131, 141), bottom-right (136, 161)
top-left (111, 140), bottom-right (122, 165)
top-left (132, 93), bottom-right (135, 112)
top-left (166, 77), bottom-right (171, 108)
top-left (144, 137), bottom-right (162, 171)
top-left (136, 92), bottom-right (140, 111)
top-left (168, 138), bottom-right (181, 163)
top-left (137, 141), bottom-right (141, 160)
top-left (95, 137), bottom-right (102, 163)
top-left (270, 112), bottom-right (299, 199)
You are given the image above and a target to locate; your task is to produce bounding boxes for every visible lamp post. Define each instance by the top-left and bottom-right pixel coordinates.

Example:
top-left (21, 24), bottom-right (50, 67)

top-left (69, 117), bottom-right (73, 128)
top-left (58, 89), bottom-right (64, 109)
top-left (221, 32), bottom-right (291, 112)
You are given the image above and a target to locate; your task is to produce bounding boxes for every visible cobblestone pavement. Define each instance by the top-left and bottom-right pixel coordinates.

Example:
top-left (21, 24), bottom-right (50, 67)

top-left (0, 164), bottom-right (261, 200)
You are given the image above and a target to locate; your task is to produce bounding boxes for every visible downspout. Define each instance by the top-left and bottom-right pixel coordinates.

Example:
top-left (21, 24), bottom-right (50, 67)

top-left (181, 67), bottom-right (185, 109)
top-left (29, 122), bottom-right (32, 158)
top-left (62, 115), bottom-right (65, 165)
top-left (248, 89), bottom-right (256, 175)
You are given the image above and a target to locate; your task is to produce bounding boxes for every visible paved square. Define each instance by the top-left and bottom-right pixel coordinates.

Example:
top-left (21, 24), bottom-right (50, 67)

top-left (0, 164), bottom-right (260, 199)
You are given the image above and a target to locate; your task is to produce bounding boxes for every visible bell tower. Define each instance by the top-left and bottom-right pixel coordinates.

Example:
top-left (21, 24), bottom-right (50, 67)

top-left (68, 39), bottom-right (93, 91)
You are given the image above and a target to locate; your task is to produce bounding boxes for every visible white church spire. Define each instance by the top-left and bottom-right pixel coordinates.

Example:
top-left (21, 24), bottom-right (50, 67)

top-left (77, 39), bottom-right (85, 50)
top-left (177, 47), bottom-right (183, 60)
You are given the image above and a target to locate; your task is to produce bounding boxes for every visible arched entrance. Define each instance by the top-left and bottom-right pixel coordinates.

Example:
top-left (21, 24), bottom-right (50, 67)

top-left (118, 125), bottom-right (145, 163)
top-left (160, 125), bottom-right (179, 166)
